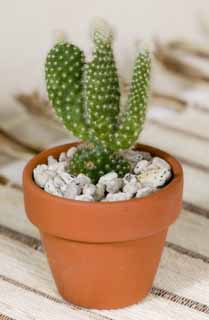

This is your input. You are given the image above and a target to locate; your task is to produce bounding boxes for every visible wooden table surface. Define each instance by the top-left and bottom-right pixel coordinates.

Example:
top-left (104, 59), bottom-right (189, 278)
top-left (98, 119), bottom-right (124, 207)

top-left (0, 83), bottom-right (209, 320)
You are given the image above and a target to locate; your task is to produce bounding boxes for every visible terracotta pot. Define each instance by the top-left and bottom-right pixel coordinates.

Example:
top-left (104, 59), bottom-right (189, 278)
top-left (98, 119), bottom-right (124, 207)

top-left (23, 142), bottom-right (183, 309)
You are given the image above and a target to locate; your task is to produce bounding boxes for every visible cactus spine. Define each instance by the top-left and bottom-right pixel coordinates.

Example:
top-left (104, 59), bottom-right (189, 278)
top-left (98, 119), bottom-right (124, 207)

top-left (45, 19), bottom-right (151, 183)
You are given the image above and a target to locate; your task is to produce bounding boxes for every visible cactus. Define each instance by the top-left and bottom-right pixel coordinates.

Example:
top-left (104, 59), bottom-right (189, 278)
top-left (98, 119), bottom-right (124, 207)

top-left (45, 19), bottom-right (151, 183)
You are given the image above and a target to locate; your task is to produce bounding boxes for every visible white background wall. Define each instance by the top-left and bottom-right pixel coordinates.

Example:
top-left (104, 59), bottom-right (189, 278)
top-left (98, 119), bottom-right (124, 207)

top-left (1, 0), bottom-right (209, 109)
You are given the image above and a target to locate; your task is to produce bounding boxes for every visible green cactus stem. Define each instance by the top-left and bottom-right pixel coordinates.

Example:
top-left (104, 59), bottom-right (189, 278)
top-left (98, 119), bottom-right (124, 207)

top-left (84, 21), bottom-right (120, 144)
top-left (69, 143), bottom-right (131, 183)
top-left (45, 43), bottom-right (90, 140)
top-left (111, 50), bottom-right (151, 150)
top-left (45, 18), bottom-right (151, 183)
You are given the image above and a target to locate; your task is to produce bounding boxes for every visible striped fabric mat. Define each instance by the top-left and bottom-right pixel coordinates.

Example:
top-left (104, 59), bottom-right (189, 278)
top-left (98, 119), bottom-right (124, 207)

top-left (0, 85), bottom-right (209, 319)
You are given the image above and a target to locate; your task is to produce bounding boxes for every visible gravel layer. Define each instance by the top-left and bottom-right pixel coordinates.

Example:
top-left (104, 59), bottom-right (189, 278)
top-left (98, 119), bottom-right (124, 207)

top-left (33, 147), bottom-right (172, 202)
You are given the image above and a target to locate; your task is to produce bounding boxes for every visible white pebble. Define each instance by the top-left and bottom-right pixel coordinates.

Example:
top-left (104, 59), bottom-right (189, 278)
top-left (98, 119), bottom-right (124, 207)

top-left (120, 150), bottom-right (143, 165)
top-left (66, 147), bottom-right (77, 159)
top-left (48, 156), bottom-right (57, 166)
top-left (33, 164), bottom-right (51, 188)
top-left (76, 173), bottom-right (91, 187)
top-left (143, 164), bottom-right (157, 171)
top-left (98, 172), bottom-right (118, 185)
top-left (123, 181), bottom-right (141, 196)
top-left (33, 164), bottom-right (48, 176)
top-left (123, 173), bottom-right (137, 184)
top-left (63, 181), bottom-right (81, 199)
top-left (34, 171), bottom-right (50, 188)
top-left (136, 186), bottom-right (154, 198)
top-left (56, 162), bottom-right (67, 173)
top-left (106, 178), bottom-right (123, 193)
top-left (134, 160), bottom-right (150, 174)
top-left (138, 151), bottom-right (152, 161)
top-left (59, 172), bottom-right (75, 184)
top-left (53, 175), bottom-right (67, 192)
top-left (59, 152), bottom-right (67, 162)
top-left (47, 160), bottom-right (66, 173)
top-left (103, 192), bottom-right (132, 202)
top-left (95, 183), bottom-right (105, 200)
top-left (152, 157), bottom-right (171, 170)
top-left (137, 168), bottom-right (172, 188)
top-left (75, 194), bottom-right (95, 201)
top-left (44, 179), bottom-right (63, 197)
top-left (83, 183), bottom-right (96, 196)
top-left (47, 163), bottom-right (59, 172)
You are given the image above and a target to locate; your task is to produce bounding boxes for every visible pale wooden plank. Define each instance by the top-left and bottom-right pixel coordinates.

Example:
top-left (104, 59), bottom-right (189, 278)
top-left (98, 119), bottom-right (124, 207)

top-left (183, 165), bottom-right (209, 210)
top-left (100, 296), bottom-right (209, 320)
top-left (0, 281), bottom-right (98, 320)
top-left (148, 105), bottom-right (209, 139)
top-left (141, 122), bottom-right (209, 168)
top-left (0, 235), bottom-right (208, 320)
top-left (0, 134), bottom-right (32, 161)
top-left (0, 160), bottom-right (27, 186)
top-left (167, 210), bottom-right (209, 258)
top-left (183, 85), bottom-right (209, 111)
top-left (0, 151), bottom-right (19, 166)
top-left (155, 248), bottom-right (209, 305)
top-left (1, 281), bottom-right (209, 320)
top-left (0, 185), bottom-right (39, 239)
top-left (0, 106), bottom-right (68, 152)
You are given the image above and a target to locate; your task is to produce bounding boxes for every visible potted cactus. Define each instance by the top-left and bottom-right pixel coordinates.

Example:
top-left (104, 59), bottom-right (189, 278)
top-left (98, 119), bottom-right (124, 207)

top-left (23, 19), bottom-right (183, 309)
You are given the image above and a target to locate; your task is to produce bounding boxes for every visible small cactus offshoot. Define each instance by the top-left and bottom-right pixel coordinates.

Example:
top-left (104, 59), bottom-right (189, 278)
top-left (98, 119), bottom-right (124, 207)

top-left (45, 19), bottom-right (151, 183)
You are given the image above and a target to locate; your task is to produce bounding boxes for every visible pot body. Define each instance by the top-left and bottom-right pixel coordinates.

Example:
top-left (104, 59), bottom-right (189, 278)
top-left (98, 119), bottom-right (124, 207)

top-left (42, 230), bottom-right (167, 309)
top-left (23, 143), bottom-right (183, 309)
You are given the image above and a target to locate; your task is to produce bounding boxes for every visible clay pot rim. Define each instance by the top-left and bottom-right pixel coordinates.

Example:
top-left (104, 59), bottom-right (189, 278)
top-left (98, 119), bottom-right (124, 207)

top-left (23, 142), bottom-right (183, 206)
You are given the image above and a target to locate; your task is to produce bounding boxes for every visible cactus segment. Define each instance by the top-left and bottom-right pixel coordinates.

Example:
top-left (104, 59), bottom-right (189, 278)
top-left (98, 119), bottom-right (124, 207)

top-left (45, 42), bottom-right (89, 140)
top-left (111, 50), bottom-right (151, 150)
top-left (84, 21), bottom-right (120, 145)
top-left (69, 143), bottom-right (130, 184)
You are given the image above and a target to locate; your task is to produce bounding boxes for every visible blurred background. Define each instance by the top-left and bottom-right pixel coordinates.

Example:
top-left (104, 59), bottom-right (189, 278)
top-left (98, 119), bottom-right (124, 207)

top-left (0, 2), bottom-right (209, 319)
top-left (0, 0), bottom-right (209, 183)
top-left (1, 0), bottom-right (209, 175)
top-left (1, 0), bottom-right (209, 107)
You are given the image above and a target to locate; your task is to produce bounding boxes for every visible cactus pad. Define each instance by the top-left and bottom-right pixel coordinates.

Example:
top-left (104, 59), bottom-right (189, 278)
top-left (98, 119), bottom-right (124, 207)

top-left (45, 42), bottom-right (89, 140)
